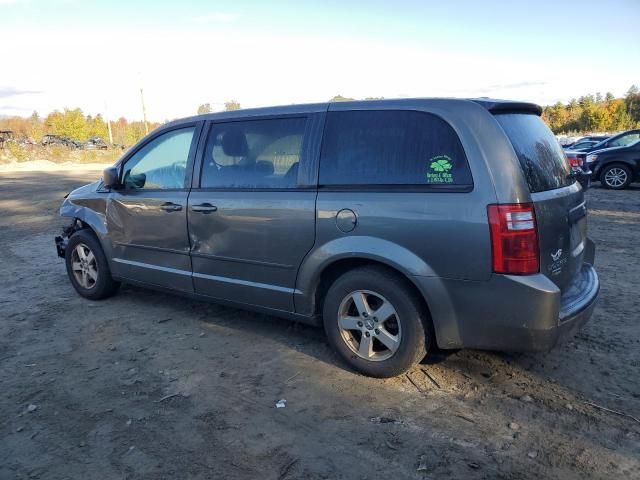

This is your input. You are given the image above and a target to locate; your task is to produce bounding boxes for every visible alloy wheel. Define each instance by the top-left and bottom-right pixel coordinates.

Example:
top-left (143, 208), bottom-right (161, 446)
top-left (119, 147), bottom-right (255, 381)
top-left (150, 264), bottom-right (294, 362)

top-left (604, 167), bottom-right (628, 188)
top-left (337, 290), bottom-right (402, 362)
top-left (71, 243), bottom-right (98, 289)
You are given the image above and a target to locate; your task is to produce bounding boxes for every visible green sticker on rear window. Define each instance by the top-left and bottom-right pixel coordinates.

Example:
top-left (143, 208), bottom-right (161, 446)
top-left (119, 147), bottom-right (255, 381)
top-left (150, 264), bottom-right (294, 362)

top-left (427, 155), bottom-right (454, 184)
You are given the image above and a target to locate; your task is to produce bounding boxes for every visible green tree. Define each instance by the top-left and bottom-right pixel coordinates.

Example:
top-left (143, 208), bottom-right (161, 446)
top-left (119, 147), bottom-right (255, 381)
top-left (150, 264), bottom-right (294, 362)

top-left (87, 114), bottom-right (109, 140)
top-left (197, 103), bottom-right (213, 114)
top-left (125, 121), bottom-right (148, 146)
top-left (224, 100), bottom-right (241, 111)
top-left (625, 85), bottom-right (640, 124)
top-left (329, 95), bottom-right (354, 102)
top-left (45, 108), bottom-right (88, 141)
top-left (28, 111), bottom-right (44, 141)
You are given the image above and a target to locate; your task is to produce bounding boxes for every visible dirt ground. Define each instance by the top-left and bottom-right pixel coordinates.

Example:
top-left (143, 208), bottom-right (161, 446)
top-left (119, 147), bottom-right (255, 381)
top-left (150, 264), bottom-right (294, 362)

top-left (1, 168), bottom-right (639, 480)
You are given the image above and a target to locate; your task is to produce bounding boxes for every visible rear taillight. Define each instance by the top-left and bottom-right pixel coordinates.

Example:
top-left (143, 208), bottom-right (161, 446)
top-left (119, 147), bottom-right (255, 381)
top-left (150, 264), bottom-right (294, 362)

top-left (568, 156), bottom-right (583, 168)
top-left (487, 203), bottom-right (539, 275)
top-left (565, 153), bottom-right (583, 168)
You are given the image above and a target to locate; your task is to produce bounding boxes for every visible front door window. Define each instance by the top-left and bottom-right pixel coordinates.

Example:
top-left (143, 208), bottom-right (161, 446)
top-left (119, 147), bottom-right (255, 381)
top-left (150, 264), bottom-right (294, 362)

top-left (123, 127), bottom-right (196, 190)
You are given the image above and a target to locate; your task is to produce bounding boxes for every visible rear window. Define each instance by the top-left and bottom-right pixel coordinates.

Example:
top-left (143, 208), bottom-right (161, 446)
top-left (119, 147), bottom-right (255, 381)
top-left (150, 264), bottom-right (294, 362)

top-left (495, 113), bottom-right (573, 193)
top-left (319, 110), bottom-right (472, 187)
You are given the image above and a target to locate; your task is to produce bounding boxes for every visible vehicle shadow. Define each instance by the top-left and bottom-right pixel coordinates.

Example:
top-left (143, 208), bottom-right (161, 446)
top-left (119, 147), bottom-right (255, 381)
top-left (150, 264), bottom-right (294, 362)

top-left (115, 282), bottom-right (345, 369)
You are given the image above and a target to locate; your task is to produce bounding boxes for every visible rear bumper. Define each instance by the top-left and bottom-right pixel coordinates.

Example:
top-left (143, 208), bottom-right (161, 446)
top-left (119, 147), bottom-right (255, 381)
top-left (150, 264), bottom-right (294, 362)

top-left (414, 242), bottom-right (599, 352)
top-left (496, 263), bottom-right (599, 352)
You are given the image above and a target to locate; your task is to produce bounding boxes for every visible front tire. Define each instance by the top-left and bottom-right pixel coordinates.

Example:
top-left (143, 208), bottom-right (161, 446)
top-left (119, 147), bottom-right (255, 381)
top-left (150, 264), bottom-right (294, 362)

top-left (323, 266), bottom-right (428, 378)
top-left (65, 229), bottom-right (120, 300)
top-left (601, 164), bottom-right (632, 190)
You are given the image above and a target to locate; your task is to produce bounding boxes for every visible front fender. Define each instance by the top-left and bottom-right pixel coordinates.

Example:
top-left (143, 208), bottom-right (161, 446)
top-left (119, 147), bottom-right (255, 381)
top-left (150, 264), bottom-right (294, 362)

top-left (59, 185), bottom-right (114, 265)
top-left (60, 196), bottom-right (108, 236)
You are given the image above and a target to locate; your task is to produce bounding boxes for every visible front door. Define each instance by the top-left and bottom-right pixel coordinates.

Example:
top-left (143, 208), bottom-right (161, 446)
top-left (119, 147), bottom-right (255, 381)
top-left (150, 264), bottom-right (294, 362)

top-left (188, 116), bottom-right (318, 312)
top-left (106, 123), bottom-right (201, 292)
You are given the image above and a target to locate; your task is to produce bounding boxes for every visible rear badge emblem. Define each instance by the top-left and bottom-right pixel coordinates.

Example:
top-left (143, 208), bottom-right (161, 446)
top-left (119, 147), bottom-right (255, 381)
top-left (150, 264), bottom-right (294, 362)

top-left (548, 249), bottom-right (567, 276)
top-left (551, 249), bottom-right (563, 261)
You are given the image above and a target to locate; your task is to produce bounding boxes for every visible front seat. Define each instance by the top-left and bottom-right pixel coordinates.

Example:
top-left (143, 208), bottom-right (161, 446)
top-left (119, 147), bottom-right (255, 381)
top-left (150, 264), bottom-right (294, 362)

top-left (215, 130), bottom-right (253, 182)
top-left (221, 130), bottom-right (249, 159)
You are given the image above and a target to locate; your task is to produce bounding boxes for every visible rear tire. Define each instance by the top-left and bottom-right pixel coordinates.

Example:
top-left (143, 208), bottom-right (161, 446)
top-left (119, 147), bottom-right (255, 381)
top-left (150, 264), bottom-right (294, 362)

top-left (323, 266), bottom-right (428, 378)
top-left (601, 164), bottom-right (632, 190)
top-left (65, 229), bottom-right (120, 300)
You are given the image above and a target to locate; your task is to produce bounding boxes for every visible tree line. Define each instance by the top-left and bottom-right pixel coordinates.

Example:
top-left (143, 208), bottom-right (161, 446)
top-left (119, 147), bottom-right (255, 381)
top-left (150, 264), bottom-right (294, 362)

top-left (0, 109), bottom-right (160, 146)
top-left (2, 88), bottom-right (638, 148)
top-left (0, 100), bottom-right (241, 148)
top-left (541, 85), bottom-right (640, 134)
top-left (197, 100), bottom-right (241, 114)
top-left (331, 91), bottom-right (640, 135)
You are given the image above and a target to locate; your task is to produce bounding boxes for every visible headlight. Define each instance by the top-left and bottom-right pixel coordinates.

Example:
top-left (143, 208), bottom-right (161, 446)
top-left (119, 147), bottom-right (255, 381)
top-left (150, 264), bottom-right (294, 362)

top-left (586, 154), bottom-right (597, 163)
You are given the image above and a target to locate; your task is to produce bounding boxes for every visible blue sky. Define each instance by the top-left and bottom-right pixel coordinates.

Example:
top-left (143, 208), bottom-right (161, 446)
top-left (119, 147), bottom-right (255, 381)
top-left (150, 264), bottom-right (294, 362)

top-left (1, 0), bottom-right (638, 120)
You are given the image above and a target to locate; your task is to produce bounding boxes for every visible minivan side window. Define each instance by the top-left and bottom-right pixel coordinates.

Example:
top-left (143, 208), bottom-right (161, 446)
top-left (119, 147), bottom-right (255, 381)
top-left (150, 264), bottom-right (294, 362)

top-left (319, 110), bottom-right (472, 187)
top-left (122, 127), bottom-right (195, 190)
top-left (200, 118), bottom-right (307, 188)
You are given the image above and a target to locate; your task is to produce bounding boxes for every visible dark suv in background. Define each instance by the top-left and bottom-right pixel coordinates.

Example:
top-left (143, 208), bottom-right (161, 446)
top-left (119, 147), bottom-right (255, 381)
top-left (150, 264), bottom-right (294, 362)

top-left (563, 135), bottom-right (610, 151)
top-left (55, 98), bottom-right (599, 377)
top-left (41, 134), bottom-right (81, 149)
top-left (586, 140), bottom-right (640, 189)
top-left (85, 136), bottom-right (109, 150)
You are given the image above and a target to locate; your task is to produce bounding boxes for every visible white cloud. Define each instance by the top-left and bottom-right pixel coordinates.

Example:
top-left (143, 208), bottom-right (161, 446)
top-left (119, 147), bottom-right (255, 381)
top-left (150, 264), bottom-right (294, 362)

top-left (0, 27), bottom-right (637, 121)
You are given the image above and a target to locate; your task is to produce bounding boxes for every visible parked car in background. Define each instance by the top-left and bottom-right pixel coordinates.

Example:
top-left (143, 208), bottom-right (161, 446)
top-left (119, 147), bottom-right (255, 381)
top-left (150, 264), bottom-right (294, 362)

top-left (582, 135), bottom-right (610, 142)
top-left (568, 129), bottom-right (640, 182)
top-left (18, 137), bottom-right (37, 146)
top-left (0, 130), bottom-right (13, 149)
top-left (41, 134), bottom-right (81, 148)
top-left (55, 98), bottom-right (599, 378)
top-left (564, 139), bottom-right (600, 151)
top-left (585, 129), bottom-right (640, 152)
top-left (565, 151), bottom-right (591, 189)
top-left (85, 137), bottom-right (109, 150)
top-left (586, 140), bottom-right (640, 189)
top-left (563, 135), bottom-right (610, 151)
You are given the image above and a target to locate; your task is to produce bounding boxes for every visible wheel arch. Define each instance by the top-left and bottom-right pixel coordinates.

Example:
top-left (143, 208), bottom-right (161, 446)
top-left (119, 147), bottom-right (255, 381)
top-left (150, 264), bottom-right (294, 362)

top-left (295, 238), bottom-right (443, 344)
top-left (598, 160), bottom-right (633, 179)
top-left (60, 198), bottom-right (115, 268)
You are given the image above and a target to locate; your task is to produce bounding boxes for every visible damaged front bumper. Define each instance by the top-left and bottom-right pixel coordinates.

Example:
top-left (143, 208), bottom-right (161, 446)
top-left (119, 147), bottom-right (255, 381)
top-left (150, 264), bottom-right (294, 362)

top-left (55, 235), bottom-right (67, 258)
top-left (55, 220), bottom-right (81, 258)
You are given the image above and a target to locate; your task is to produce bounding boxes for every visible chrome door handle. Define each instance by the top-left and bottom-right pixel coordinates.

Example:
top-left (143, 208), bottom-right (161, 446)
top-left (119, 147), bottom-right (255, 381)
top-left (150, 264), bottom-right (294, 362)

top-left (191, 203), bottom-right (218, 213)
top-left (160, 202), bottom-right (182, 212)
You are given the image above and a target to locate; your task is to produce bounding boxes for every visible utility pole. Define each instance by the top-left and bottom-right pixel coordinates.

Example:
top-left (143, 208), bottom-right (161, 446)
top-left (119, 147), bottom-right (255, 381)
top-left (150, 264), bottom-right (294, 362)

top-left (104, 102), bottom-right (113, 145)
top-left (140, 87), bottom-right (149, 135)
top-left (107, 118), bottom-right (113, 144)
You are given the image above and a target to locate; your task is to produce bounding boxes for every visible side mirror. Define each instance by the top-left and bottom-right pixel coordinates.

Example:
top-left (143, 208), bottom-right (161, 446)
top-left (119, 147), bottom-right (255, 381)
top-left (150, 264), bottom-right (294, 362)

top-left (103, 166), bottom-right (121, 188)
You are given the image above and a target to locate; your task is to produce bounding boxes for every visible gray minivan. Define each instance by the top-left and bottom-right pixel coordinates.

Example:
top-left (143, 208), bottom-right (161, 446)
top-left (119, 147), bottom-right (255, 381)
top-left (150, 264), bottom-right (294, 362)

top-left (55, 98), bottom-right (599, 377)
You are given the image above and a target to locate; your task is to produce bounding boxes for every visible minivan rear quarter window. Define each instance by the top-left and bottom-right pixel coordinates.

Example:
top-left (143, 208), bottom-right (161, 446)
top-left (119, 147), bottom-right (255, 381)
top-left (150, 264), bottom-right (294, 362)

top-left (495, 113), bottom-right (573, 193)
top-left (319, 110), bottom-right (472, 187)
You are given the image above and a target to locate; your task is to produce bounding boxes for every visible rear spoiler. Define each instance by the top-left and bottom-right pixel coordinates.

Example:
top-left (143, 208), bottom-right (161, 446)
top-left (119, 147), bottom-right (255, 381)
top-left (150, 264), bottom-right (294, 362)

top-left (470, 98), bottom-right (542, 116)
